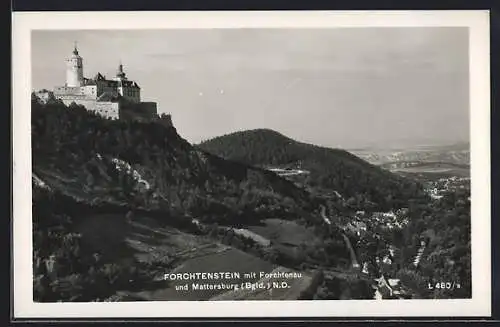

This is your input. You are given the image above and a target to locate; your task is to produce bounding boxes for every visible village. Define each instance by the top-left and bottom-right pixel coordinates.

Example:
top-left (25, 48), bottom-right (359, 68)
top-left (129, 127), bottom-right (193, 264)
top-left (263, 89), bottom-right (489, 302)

top-left (426, 176), bottom-right (470, 200)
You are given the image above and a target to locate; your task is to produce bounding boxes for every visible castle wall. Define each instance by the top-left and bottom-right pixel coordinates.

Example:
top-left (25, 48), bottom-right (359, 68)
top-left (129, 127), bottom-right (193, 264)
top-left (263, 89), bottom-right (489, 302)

top-left (82, 85), bottom-right (98, 98)
top-left (54, 86), bottom-right (84, 95)
top-left (137, 102), bottom-right (157, 117)
top-left (56, 95), bottom-right (91, 103)
top-left (118, 101), bottom-right (158, 121)
top-left (54, 85), bottom-right (98, 100)
top-left (53, 88), bottom-right (154, 122)
top-left (59, 98), bottom-right (120, 120)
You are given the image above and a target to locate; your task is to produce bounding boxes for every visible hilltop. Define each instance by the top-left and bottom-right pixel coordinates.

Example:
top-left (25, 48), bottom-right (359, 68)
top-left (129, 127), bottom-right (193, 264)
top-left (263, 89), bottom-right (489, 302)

top-left (198, 129), bottom-right (427, 212)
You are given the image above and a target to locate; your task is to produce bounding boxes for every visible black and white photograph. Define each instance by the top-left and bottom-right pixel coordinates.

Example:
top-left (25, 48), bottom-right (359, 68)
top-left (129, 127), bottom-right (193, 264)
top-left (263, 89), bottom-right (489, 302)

top-left (13, 11), bottom-right (491, 318)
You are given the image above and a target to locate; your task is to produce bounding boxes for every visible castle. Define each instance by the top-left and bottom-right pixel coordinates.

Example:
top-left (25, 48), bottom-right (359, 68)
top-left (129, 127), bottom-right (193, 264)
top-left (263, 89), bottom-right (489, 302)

top-left (34, 44), bottom-right (162, 122)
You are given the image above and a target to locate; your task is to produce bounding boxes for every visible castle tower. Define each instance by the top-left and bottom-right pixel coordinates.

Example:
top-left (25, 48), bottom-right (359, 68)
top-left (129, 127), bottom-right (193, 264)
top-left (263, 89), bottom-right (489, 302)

top-left (115, 61), bottom-right (127, 81)
top-left (65, 42), bottom-right (84, 87)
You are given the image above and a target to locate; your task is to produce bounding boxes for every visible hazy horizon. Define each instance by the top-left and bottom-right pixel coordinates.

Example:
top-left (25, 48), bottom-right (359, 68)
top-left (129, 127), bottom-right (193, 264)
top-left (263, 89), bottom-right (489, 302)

top-left (32, 28), bottom-right (470, 149)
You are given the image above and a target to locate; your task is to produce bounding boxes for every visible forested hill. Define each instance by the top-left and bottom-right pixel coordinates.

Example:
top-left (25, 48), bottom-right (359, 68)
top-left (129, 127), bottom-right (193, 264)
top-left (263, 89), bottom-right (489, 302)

top-left (32, 101), bottom-right (323, 226)
top-left (198, 129), bottom-right (428, 212)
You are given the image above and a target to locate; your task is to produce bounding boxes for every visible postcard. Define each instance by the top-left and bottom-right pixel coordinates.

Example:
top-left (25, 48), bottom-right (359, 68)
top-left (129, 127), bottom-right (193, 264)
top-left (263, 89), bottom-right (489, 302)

top-left (12, 10), bottom-right (491, 318)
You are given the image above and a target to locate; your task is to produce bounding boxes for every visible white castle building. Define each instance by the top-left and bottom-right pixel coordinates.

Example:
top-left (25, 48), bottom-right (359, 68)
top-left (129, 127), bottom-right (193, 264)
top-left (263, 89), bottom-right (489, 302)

top-left (35, 44), bottom-right (159, 121)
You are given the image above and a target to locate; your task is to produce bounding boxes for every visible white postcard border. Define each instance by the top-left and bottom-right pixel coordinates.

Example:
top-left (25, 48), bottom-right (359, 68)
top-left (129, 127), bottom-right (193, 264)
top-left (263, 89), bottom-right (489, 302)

top-left (12, 10), bottom-right (491, 318)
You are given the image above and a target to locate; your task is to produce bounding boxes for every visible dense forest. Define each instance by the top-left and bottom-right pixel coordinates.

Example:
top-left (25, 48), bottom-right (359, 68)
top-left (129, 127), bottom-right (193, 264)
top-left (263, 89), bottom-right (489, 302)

top-left (198, 129), bottom-right (428, 212)
top-left (396, 187), bottom-right (471, 298)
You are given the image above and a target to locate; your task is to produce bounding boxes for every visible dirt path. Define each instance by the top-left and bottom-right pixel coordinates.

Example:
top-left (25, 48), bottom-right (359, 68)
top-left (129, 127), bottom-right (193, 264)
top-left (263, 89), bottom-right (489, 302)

top-left (320, 205), bottom-right (359, 269)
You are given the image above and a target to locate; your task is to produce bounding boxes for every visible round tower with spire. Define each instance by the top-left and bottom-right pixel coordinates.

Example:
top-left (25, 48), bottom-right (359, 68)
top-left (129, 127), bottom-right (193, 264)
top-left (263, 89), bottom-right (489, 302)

top-left (65, 42), bottom-right (84, 87)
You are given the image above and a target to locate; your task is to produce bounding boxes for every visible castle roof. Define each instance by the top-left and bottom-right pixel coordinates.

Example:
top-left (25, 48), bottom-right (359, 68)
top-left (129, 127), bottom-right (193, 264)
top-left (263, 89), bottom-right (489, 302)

top-left (94, 73), bottom-right (106, 81)
top-left (120, 80), bottom-right (141, 89)
top-left (65, 45), bottom-right (141, 90)
top-left (87, 72), bottom-right (140, 89)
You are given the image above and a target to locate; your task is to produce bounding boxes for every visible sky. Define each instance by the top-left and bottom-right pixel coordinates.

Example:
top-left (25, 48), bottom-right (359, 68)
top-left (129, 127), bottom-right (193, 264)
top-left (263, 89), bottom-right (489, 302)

top-left (31, 28), bottom-right (470, 149)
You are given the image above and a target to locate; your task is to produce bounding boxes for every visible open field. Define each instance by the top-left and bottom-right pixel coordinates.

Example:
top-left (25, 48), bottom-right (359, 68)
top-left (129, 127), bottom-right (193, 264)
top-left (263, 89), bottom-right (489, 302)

top-left (387, 162), bottom-right (470, 182)
top-left (391, 163), bottom-right (469, 176)
top-left (246, 218), bottom-right (316, 247)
